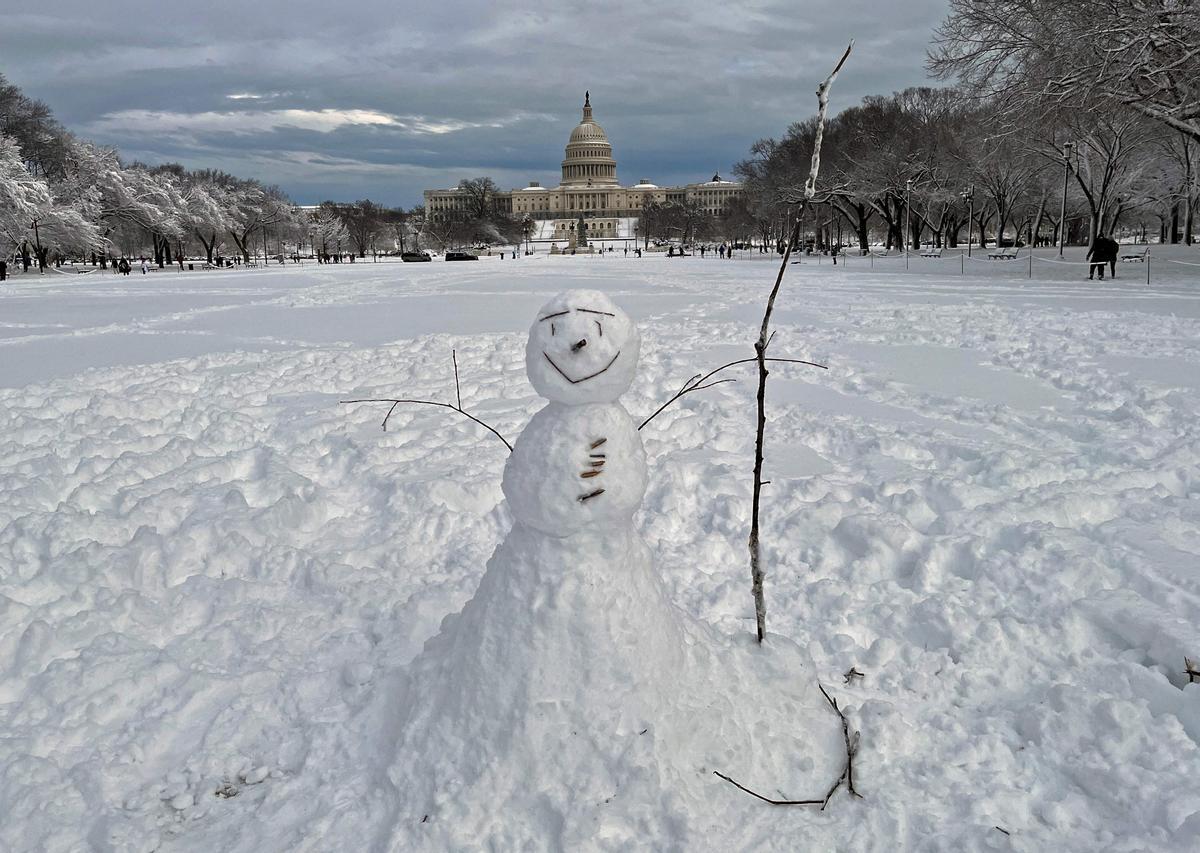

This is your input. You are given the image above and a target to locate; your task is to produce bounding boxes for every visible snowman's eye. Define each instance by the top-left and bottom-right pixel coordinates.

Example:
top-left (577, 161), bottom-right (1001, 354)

top-left (595, 321), bottom-right (603, 337)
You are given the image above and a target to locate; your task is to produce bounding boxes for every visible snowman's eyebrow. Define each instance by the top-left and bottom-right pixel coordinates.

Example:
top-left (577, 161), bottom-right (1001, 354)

top-left (576, 308), bottom-right (615, 317)
top-left (539, 310), bottom-right (570, 321)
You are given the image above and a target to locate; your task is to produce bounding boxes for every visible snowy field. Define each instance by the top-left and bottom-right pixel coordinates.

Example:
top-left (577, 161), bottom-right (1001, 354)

top-left (2, 251), bottom-right (1200, 851)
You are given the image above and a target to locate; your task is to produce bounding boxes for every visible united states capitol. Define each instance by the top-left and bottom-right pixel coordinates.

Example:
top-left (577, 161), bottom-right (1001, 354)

top-left (423, 93), bottom-right (742, 245)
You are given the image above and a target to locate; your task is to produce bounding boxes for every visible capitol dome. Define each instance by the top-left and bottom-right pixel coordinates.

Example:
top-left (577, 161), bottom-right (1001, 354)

top-left (561, 92), bottom-right (618, 187)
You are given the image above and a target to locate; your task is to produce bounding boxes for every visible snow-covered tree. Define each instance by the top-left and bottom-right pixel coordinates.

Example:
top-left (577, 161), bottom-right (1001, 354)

top-left (0, 134), bottom-right (103, 268)
top-left (930, 0), bottom-right (1200, 144)
top-left (310, 203), bottom-right (349, 259)
top-left (224, 181), bottom-right (293, 263)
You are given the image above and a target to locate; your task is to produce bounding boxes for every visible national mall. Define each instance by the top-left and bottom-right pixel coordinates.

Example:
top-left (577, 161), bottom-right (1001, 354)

top-left (423, 93), bottom-right (743, 244)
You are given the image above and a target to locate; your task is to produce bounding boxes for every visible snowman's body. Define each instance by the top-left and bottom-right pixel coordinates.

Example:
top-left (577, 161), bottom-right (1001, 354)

top-left (382, 291), bottom-right (841, 851)
top-left (503, 401), bottom-right (646, 537)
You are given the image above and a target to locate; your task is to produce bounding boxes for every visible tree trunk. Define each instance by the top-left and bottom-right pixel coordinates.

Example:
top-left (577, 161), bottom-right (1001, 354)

top-left (1031, 199), bottom-right (1046, 247)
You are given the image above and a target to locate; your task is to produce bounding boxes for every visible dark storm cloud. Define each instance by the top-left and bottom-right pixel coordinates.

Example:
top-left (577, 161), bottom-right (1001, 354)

top-left (1, 0), bottom-right (949, 205)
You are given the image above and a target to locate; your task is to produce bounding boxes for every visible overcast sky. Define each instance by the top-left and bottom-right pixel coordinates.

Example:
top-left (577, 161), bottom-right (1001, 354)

top-left (2, 0), bottom-right (949, 207)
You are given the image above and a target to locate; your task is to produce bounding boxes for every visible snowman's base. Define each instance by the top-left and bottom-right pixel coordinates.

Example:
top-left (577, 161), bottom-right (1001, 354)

top-left (381, 524), bottom-right (846, 851)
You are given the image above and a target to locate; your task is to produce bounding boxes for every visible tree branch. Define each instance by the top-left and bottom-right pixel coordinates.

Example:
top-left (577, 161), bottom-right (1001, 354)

top-left (638, 356), bottom-right (827, 431)
top-left (749, 41), bottom-right (851, 643)
top-left (713, 682), bottom-right (863, 810)
top-left (340, 350), bottom-right (512, 452)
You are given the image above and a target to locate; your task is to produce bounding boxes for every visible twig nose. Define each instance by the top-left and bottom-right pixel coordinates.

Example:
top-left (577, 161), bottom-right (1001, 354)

top-left (572, 338), bottom-right (587, 352)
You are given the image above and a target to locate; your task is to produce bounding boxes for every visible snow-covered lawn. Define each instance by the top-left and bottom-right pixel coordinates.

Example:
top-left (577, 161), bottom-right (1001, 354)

top-left (2, 253), bottom-right (1199, 851)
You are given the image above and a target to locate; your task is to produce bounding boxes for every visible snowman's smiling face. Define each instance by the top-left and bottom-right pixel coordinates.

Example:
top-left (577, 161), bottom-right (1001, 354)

top-left (525, 290), bottom-right (639, 405)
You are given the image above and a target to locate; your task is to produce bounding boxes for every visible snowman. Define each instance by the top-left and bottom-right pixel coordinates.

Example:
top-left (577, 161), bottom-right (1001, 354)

top-left (504, 289), bottom-right (649, 537)
top-left (381, 290), bottom-right (844, 850)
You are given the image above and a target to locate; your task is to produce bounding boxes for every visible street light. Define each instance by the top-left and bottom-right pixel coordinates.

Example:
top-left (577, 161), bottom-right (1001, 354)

top-left (30, 216), bottom-right (44, 274)
top-left (904, 179), bottom-right (913, 268)
top-left (1059, 141), bottom-right (1074, 256)
top-left (961, 185), bottom-right (975, 257)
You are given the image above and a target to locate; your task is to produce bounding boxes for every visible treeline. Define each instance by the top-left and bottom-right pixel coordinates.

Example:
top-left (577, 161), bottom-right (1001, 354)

top-left (0, 74), bottom-right (427, 271)
top-left (736, 3), bottom-right (1197, 252)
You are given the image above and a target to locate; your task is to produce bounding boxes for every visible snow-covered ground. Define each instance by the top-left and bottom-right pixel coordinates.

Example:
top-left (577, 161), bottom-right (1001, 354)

top-left (2, 251), bottom-right (1199, 851)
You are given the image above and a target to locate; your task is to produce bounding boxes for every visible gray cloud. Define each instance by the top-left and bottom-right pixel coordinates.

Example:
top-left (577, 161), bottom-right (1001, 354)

top-left (2, 0), bottom-right (949, 205)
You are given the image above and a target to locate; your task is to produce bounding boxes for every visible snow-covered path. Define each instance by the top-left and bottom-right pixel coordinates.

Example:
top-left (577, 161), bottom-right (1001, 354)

top-left (2, 255), bottom-right (1199, 851)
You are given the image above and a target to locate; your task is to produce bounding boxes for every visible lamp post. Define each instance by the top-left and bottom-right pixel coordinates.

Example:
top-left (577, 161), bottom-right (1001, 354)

top-left (31, 216), bottom-right (44, 274)
top-left (961, 185), bottom-right (975, 257)
top-left (1059, 141), bottom-right (1074, 256)
top-left (904, 179), bottom-right (913, 268)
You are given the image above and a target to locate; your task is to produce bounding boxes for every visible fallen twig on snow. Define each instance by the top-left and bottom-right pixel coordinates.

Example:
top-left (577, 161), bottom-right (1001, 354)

top-left (714, 682), bottom-right (862, 811)
top-left (340, 349), bottom-right (513, 451)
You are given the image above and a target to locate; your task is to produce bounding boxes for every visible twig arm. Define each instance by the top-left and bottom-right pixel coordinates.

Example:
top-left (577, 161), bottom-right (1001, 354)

top-left (340, 351), bottom-right (513, 452)
top-left (638, 357), bottom-right (828, 430)
top-left (340, 398), bottom-right (513, 452)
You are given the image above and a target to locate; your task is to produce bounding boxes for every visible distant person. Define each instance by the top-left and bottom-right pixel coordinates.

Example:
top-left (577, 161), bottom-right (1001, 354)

top-left (119, 257), bottom-right (131, 276)
top-left (1087, 233), bottom-right (1119, 280)
top-left (140, 258), bottom-right (148, 274)
top-left (1102, 235), bottom-right (1119, 278)
top-left (0, 258), bottom-right (7, 281)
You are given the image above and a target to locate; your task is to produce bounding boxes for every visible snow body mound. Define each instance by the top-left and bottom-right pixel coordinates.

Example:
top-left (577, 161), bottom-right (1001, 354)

top-left (375, 291), bottom-right (844, 848)
top-left (383, 484), bottom-right (842, 849)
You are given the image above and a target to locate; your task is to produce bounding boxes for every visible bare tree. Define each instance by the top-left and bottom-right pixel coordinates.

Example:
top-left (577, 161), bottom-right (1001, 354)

top-left (338, 199), bottom-right (384, 257)
top-left (929, 0), bottom-right (1200, 143)
top-left (457, 177), bottom-right (499, 220)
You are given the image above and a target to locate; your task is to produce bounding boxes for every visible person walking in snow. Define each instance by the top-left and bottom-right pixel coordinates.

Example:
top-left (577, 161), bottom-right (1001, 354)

top-left (1102, 235), bottom-right (1120, 278)
top-left (1087, 233), bottom-right (1118, 280)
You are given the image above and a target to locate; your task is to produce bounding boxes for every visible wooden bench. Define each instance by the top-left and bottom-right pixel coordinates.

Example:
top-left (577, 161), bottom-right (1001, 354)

top-left (920, 247), bottom-right (943, 258)
top-left (1120, 247), bottom-right (1149, 263)
top-left (988, 249), bottom-right (1019, 260)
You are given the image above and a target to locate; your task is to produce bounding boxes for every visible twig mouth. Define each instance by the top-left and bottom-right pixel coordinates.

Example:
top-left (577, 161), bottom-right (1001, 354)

top-left (543, 350), bottom-right (620, 384)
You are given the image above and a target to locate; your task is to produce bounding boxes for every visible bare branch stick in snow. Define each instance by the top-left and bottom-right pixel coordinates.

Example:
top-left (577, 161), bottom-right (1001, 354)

top-left (340, 350), bottom-right (513, 451)
top-left (713, 682), bottom-right (862, 810)
top-left (817, 683), bottom-right (863, 806)
top-left (711, 771), bottom-right (825, 806)
top-left (638, 356), bottom-right (827, 431)
top-left (749, 40), bottom-right (851, 643)
top-left (452, 348), bottom-right (463, 410)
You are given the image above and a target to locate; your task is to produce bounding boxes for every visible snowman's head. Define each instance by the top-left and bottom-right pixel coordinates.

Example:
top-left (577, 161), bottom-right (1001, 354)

top-left (525, 290), bottom-right (639, 405)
